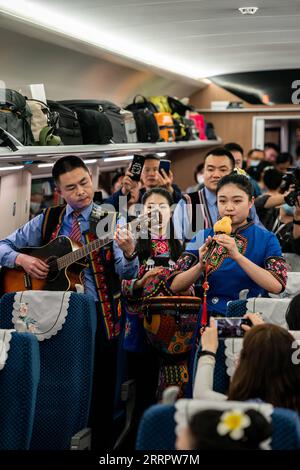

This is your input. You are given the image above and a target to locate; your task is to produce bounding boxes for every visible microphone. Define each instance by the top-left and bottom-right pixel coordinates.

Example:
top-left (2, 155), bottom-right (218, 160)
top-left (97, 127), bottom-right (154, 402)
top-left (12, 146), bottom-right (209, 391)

top-left (202, 216), bottom-right (232, 264)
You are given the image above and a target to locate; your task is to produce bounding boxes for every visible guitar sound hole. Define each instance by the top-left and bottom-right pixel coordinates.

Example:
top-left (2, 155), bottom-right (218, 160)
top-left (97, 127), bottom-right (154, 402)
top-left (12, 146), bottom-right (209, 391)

top-left (46, 256), bottom-right (60, 282)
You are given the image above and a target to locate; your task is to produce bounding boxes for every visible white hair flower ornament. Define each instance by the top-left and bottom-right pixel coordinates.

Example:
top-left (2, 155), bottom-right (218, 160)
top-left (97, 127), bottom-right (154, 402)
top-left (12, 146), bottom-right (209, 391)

top-left (217, 409), bottom-right (251, 440)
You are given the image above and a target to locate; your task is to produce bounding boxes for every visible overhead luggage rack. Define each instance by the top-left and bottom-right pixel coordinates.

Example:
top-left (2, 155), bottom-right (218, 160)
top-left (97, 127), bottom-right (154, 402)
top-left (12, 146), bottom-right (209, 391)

top-left (0, 139), bottom-right (221, 164)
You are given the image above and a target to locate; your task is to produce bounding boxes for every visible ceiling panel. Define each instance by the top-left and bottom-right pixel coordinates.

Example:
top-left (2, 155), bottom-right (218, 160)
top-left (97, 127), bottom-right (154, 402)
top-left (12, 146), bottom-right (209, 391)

top-left (1, 0), bottom-right (300, 79)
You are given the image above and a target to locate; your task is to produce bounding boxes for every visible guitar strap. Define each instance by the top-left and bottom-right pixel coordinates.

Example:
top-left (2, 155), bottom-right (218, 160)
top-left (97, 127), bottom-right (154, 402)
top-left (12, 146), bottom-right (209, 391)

top-left (41, 204), bottom-right (121, 340)
top-left (42, 205), bottom-right (66, 243)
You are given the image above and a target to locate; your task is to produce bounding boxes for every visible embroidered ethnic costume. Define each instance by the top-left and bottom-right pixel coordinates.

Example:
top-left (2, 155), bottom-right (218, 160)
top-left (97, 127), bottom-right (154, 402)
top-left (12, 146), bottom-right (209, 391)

top-left (122, 239), bottom-right (198, 398)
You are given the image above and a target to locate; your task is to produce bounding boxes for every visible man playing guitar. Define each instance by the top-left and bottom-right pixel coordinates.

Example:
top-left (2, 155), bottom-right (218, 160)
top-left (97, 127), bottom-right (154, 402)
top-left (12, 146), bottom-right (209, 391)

top-left (0, 155), bottom-right (139, 450)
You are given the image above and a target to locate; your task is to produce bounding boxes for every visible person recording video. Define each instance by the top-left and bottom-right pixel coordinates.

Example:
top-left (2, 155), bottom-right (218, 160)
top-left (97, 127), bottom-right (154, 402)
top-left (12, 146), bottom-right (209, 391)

top-left (105, 154), bottom-right (182, 213)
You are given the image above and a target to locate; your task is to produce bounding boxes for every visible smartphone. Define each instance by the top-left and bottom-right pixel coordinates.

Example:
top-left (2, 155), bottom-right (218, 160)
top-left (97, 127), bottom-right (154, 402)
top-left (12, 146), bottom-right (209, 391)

top-left (129, 154), bottom-right (145, 182)
top-left (215, 317), bottom-right (251, 338)
top-left (159, 159), bottom-right (171, 175)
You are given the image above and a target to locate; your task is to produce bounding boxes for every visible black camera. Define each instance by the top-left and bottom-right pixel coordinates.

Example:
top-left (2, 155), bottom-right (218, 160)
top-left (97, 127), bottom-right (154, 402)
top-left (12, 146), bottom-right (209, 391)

top-left (216, 317), bottom-right (252, 338)
top-left (280, 167), bottom-right (300, 206)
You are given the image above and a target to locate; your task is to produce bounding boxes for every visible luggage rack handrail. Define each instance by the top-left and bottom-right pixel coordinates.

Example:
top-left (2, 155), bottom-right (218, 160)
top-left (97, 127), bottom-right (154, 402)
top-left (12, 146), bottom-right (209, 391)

top-left (0, 138), bottom-right (221, 165)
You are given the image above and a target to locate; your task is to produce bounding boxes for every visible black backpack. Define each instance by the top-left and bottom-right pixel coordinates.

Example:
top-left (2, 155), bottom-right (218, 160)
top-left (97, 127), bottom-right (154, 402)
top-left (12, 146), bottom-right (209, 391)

top-left (47, 100), bottom-right (83, 145)
top-left (0, 88), bottom-right (34, 145)
top-left (125, 96), bottom-right (160, 143)
top-left (205, 122), bottom-right (217, 140)
top-left (60, 100), bottom-right (127, 144)
top-left (125, 95), bottom-right (158, 114)
top-left (131, 108), bottom-right (160, 143)
top-left (167, 96), bottom-right (194, 116)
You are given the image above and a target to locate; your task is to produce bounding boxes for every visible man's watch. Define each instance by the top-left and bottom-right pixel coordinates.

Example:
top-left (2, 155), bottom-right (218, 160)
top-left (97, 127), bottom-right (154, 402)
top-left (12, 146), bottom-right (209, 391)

top-left (124, 249), bottom-right (138, 261)
top-left (293, 218), bottom-right (300, 225)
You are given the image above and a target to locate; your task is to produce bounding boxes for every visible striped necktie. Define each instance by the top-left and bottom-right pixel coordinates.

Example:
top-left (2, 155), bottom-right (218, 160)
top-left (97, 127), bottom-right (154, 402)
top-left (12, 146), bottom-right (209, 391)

top-left (69, 210), bottom-right (86, 292)
top-left (69, 211), bottom-right (82, 243)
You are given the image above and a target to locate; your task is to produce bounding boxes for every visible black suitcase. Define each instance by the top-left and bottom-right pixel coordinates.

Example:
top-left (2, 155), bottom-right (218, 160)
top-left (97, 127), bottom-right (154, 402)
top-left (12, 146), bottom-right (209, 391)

top-left (47, 100), bottom-right (82, 145)
top-left (60, 100), bottom-right (127, 144)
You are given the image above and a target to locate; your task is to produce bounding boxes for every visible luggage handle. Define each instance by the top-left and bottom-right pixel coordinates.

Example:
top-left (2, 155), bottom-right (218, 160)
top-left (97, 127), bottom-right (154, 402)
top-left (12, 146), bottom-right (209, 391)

top-left (133, 95), bottom-right (148, 104)
top-left (158, 125), bottom-right (174, 130)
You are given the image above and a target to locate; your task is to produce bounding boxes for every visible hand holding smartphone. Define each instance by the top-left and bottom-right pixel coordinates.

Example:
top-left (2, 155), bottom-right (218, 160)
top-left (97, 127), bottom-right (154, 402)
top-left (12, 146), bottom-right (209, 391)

top-left (215, 317), bottom-right (252, 338)
top-left (159, 159), bottom-right (171, 176)
top-left (129, 154), bottom-right (145, 182)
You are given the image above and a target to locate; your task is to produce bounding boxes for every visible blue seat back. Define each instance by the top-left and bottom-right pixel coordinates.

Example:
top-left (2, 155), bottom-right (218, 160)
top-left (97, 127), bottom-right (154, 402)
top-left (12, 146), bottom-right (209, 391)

top-left (0, 292), bottom-right (97, 449)
top-left (0, 331), bottom-right (40, 449)
top-left (136, 405), bottom-right (176, 450)
top-left (272, 408), bottom-right (300, 450)
top-left (136, 403), bottom-right (300, 450)
top-left (226, 299), bottom-right (247, 317)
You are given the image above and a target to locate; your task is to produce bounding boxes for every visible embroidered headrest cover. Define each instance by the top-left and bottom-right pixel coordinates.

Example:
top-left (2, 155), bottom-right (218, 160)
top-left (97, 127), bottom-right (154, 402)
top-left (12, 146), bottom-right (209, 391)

top-left (12, 291), bottom-right (71, 341)
top-left (0, 329), bottom-right (14, 370)
top-left (175, 399), bottom-right (273, 449)
top-left (246, 298), bottom-right (289, 328)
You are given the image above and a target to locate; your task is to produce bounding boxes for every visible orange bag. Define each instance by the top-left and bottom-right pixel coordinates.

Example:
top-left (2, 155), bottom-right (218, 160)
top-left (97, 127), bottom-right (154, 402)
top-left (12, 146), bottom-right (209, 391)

top-left (154, 112), bottom-right (175, 142)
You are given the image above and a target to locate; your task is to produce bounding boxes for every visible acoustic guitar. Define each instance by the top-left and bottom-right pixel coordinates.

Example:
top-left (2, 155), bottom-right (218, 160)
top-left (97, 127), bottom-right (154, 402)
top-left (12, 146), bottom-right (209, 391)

top-left (0, 210), bottom-right (158, 294)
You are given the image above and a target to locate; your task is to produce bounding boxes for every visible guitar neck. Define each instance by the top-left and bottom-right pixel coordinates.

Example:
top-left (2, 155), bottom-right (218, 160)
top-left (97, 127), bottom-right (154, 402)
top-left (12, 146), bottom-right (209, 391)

top-left (58, 236), bottom-right (111, 269)
top-left (57, 213), bottom-right (150, 269)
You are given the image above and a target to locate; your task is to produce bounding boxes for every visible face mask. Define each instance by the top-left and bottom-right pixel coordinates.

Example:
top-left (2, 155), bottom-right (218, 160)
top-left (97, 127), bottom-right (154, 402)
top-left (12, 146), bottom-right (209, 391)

top-left (30, 201), bottom-right (41, 214)
top-left (196, 174), bottom-right (204, 185)
top-left (249, 160), bottom-right (260, 167)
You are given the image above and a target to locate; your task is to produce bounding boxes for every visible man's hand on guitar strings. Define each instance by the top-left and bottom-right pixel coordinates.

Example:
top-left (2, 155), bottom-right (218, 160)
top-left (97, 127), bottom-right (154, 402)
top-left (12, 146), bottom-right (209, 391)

top-left (15, 253), bottom-right (49, 279)
top-left (114, 224), bottom-right (136, 258)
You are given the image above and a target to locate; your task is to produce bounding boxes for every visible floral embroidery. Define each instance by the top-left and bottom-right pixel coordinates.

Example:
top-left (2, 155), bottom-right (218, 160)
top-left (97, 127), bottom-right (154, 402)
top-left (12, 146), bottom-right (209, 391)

top-left (19, 302), bottom-right (28, 316)
top-left (207, 234), bottom-right (248, 275)
top-left (151, 240), bottom-right (169, 257)
top-left (265, 256), bottom-right (288, 289)
top-left (121, 279), bottom-right (137, 299)
top-left (16, 303), bottom-right (37, 333)
top-left (217, 409), bottom-right (251, 440)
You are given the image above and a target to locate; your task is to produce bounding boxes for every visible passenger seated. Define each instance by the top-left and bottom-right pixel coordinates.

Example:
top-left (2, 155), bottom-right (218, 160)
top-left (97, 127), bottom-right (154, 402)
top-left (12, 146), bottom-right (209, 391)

top-left (193, 320), bottom-right (300, 414)
top-left (176, 408), bottom-right (272, 450)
